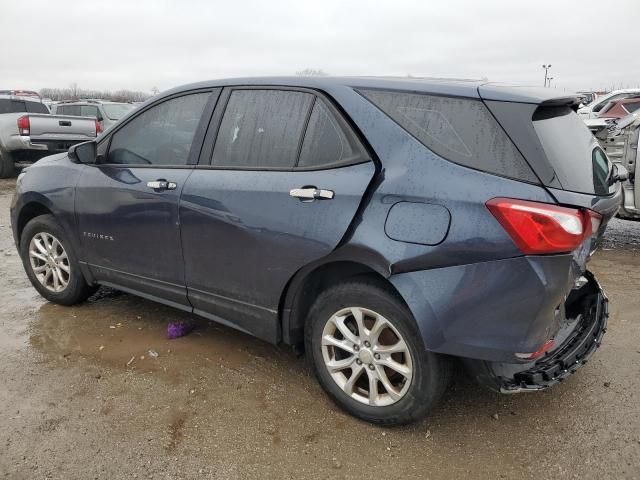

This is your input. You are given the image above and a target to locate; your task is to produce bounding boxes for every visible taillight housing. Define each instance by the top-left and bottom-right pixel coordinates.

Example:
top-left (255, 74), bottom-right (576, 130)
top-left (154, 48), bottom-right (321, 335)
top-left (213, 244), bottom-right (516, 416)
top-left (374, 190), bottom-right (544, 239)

top-left (486, 198), bottom-right (602, 255)
top-left (17, 115), bottom-right (30, 136)
top-left (95, 119), bottom-right (102, 135)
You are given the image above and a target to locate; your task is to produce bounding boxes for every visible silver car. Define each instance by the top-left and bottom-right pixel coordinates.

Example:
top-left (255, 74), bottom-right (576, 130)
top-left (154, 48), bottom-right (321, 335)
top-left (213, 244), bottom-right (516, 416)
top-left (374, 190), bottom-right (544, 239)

top-left (51, 100), bottom-right (135, 131)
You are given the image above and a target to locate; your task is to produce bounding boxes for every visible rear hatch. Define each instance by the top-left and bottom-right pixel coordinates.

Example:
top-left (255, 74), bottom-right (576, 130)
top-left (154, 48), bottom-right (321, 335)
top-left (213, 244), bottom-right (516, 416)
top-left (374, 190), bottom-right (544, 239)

top-left (480, 88), bottom-right (621, 223)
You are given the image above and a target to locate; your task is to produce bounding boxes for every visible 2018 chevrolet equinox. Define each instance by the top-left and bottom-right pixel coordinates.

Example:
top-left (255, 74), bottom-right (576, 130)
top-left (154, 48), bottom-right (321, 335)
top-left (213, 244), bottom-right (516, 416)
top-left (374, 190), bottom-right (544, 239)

top-left (11, 77), bottom-right (622, 425)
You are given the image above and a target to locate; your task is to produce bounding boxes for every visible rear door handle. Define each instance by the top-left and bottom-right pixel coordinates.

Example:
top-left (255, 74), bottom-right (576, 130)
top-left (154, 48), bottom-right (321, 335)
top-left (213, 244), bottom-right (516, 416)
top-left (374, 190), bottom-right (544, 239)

top-left (147, 180), bottom-right (177, 191)
top-left (289, 187), bottom-right (334, 201)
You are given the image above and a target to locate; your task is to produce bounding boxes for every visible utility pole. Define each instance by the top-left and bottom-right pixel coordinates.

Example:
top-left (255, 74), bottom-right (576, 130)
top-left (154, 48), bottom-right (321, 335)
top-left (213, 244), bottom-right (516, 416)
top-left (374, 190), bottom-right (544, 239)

top-left (542, 64), bottom-right (552, 87)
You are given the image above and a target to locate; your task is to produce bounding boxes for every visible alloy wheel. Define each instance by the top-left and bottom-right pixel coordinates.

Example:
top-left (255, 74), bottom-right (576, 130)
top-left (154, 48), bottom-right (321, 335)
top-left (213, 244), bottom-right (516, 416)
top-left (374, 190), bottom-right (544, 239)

top-left (28, 232), bottom-right (70, 293)
top-left (321, 306), bottom-right (413, 406)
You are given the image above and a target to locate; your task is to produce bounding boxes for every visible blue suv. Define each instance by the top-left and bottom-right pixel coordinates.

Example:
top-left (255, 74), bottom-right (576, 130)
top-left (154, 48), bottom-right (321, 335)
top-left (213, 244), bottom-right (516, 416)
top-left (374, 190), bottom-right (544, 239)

top-left (11, 77), bottom-right (621, 424)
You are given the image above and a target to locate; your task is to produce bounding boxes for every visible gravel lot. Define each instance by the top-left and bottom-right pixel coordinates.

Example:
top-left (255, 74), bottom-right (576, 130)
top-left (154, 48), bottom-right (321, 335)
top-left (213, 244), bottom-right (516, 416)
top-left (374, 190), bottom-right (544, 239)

top-left (0, 177), bottom-right (639, 479)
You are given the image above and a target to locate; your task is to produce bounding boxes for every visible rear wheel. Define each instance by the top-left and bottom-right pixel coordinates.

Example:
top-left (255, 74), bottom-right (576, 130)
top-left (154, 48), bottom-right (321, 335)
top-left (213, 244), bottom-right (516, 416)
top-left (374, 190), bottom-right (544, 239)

top-left (0, 150), bottom-right (15, 179)
top-left (305, 277), bottom-right (451, 425)
top-left (19, 214), bottom-right (95, 305)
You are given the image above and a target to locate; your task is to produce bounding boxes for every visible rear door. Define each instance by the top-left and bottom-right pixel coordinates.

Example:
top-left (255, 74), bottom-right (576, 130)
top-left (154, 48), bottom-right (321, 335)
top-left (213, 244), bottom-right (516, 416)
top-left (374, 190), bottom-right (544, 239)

top-left (180, 87), bottom-right (375, 341)
top-left (75, 90), bottom-right (217, 308)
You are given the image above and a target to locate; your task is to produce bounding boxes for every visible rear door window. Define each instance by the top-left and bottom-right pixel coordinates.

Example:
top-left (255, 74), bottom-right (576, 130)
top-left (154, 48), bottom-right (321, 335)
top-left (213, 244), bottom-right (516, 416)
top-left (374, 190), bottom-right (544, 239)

top-left (212, 89), bottom-right (313, 169)
top-left (297, 99), bottom-right (368, 168)
top-left (107, 92), bottom-right (211, 166)
top-left (360, 89), bottom-right (537, 182)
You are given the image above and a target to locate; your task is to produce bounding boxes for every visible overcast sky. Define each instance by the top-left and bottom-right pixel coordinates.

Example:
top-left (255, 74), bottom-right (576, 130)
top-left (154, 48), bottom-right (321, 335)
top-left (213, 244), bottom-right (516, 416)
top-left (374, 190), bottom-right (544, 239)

top-left (1, 0), bottom-right (638, 95)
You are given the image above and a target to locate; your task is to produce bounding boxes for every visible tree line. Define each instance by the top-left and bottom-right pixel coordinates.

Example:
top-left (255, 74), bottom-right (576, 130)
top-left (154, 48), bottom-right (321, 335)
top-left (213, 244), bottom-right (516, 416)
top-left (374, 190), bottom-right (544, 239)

top-left (39, 83), bottom-right (155, 102)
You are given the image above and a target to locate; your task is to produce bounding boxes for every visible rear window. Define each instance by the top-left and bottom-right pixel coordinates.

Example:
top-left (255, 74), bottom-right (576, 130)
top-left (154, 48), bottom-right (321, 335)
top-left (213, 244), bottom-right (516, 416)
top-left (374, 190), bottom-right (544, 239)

top-left (25, 101), bottom-right (49, 114)
top-left (0, 99), bottom-right (26, 114)
top-left (532, 106), bottom-right (612, 195)
top-left (359, 89), bottom-right (537, 182)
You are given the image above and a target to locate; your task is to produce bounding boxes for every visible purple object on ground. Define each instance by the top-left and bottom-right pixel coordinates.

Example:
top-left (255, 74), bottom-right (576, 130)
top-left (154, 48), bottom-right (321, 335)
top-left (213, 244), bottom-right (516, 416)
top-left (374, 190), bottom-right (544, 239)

top-left (167, 321), bottom-right (194, 339)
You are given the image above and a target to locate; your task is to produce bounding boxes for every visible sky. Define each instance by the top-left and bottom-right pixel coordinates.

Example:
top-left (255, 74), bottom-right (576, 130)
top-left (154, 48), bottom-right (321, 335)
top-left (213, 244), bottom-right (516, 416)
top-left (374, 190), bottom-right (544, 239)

top-left (1, 0), bottom-right (638, 95)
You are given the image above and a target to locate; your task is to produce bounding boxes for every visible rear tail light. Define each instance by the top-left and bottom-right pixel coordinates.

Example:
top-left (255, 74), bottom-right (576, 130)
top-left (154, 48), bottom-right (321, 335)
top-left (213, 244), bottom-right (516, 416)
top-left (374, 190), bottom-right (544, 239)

top-left (17, 115), bottom-right (30, 136)
top-left (95, 119), bottom-right (102, 135)
top-left (515, 339), bottom-right (555, 360)
top-left (486, 198), bottom-right (602, 255)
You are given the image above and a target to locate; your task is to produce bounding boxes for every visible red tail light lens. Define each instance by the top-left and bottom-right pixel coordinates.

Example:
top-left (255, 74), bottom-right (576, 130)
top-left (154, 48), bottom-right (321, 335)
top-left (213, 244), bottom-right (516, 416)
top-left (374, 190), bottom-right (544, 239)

top-left (95, 119), bottom-right (102, 135)
top-left (486, 198), bottom-right (597, 255)
top-left (17, 115), bottom-right (30, 136)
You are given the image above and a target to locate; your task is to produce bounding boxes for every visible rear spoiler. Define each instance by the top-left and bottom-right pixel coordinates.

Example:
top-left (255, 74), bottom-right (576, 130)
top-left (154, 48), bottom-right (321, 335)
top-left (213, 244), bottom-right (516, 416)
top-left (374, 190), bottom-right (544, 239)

top-left (478, 83), bottom-right (584, 110)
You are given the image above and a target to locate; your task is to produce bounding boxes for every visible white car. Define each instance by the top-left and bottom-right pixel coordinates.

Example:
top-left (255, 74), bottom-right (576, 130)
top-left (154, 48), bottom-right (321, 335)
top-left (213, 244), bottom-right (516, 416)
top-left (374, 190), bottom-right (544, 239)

top-left (578, 89), bottom-right (640, 119)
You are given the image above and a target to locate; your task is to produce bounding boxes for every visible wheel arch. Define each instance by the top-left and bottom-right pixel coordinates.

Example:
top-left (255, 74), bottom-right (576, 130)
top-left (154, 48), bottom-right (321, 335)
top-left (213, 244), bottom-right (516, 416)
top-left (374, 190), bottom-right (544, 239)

top-left (279, 255), bottom-right (410, 347)
top-left (16, 201), bottom-right (54, 244)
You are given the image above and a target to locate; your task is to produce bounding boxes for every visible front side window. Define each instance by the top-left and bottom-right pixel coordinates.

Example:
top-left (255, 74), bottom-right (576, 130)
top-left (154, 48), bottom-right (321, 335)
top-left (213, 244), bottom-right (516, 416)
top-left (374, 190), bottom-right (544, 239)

top-left (107, 92), bottom-right (210, 166)
top-left (212, 89), bottom-right (313, 169)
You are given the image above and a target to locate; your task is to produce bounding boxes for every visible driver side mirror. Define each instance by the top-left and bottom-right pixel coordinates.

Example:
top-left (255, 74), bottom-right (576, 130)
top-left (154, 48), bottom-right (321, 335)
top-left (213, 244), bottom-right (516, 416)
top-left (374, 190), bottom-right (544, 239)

top-left (69, 141), bottom-right (97, 164)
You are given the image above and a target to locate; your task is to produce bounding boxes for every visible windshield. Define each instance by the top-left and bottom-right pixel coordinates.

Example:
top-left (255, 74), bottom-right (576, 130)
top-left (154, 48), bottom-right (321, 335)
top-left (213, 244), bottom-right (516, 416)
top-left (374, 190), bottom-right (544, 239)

top-left (102, 103), bottom-right (134, 120)
top-left (533, 106), bottom-right (613, 195)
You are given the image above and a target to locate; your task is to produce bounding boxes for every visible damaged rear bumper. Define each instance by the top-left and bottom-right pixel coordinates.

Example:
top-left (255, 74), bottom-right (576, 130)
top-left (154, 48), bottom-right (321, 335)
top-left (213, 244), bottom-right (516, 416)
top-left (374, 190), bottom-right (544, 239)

top-left (469, 271), bottom-right (608, 393)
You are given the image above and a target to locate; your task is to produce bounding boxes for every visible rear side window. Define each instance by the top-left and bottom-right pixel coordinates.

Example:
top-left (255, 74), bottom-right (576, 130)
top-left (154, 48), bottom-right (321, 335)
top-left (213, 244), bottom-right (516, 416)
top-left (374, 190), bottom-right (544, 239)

top-left (533, 106), bottom-right (612, 195)
top-left (108, 92), bottom-right (210, 166)
top-left (360, 89), bottom-right (537, 182)
top-left (298, 99), bottom-right (368, 168)
top-left (212, 89), bottom-right (313, 169)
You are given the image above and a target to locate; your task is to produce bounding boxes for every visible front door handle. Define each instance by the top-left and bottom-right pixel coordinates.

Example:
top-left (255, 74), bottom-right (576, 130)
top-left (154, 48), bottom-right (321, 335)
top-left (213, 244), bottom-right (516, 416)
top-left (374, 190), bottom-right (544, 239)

top-left (289, 187), bottom-right (334, 201)
top-left (147, 180), bottom-right (177, 191)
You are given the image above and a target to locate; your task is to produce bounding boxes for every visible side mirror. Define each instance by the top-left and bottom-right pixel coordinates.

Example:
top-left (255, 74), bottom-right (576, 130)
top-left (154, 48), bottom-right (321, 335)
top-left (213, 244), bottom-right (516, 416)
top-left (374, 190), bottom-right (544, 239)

top-left (69, 141), bottom-right (97, 164)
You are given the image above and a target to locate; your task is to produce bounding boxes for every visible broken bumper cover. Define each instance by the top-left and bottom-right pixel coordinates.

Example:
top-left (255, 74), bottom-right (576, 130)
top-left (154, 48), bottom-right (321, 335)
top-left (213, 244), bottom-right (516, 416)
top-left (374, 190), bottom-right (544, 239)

top-left (470, 271), bottom-right (608, 393)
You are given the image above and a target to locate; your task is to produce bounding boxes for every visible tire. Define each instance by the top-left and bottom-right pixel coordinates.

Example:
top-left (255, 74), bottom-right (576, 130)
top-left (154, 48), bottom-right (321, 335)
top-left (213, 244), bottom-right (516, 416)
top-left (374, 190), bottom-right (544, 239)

top-left (0, 149), bottom-right (16, 179)
top-left (19, 214), bottom-right (95, 305)
top-left (305, 277), bottom-right (451, 425)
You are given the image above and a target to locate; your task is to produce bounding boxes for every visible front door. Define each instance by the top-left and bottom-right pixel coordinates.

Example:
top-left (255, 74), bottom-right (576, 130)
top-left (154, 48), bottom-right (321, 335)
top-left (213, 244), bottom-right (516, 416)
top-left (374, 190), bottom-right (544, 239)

top-left (75, 90), bottom-right (215, 308)
top-left (180, 88), bottom-right (376, 340)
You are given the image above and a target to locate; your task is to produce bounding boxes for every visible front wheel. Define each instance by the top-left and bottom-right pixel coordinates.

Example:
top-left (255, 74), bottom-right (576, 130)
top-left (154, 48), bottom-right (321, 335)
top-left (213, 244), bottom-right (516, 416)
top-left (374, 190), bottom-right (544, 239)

top-left (305, 277), bottom-right (451, 425)
top-left (19, 214), bottom-right (96, 305)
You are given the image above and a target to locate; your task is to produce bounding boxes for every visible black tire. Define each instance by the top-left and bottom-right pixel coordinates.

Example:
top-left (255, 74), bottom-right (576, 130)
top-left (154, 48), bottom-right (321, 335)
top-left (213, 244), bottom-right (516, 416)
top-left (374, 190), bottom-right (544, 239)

top-left (305, 277), bottom-right (451, 425)
top-left (0, 149), bottom-right (16, 179)
top-left (19, 214), bottom-right (96, 305)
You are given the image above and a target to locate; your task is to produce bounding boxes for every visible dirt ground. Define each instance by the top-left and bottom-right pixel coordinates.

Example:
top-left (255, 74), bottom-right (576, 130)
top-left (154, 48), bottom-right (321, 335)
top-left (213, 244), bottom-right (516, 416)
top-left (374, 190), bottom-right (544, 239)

top-left (0, 177), bottom-right (639, 480)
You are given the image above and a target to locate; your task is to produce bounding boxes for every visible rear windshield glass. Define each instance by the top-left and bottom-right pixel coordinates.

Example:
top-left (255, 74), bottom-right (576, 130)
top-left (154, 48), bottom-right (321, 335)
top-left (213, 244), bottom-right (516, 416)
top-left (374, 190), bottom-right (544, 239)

top-left (0, 99), bottom-right (48, 114)
top-left (103, 103), bottom-right (134, 120)
top-left (532, 106), bottom-right (612, 195)
top-left (359, 89), bottom-right (537, 183)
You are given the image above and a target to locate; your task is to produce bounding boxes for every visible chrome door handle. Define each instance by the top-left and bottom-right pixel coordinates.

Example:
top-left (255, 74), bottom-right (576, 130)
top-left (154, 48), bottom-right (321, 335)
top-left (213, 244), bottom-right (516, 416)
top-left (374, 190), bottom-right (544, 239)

top-left (147, 180), bottom-right (177, 191)
top-left (289, 187), bottom-right (334, 201)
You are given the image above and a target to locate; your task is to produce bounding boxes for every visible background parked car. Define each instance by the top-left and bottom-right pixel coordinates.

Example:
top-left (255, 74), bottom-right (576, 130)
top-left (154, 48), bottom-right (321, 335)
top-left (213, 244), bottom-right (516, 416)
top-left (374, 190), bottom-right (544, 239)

top-left (51, 100), bottom-right (136, 131)
top-left (577, 88), bottom-right (640, 118)
top-left (597, 95), bottom-right (640, 119)
top-left (592, 112), bottom-right (640, 219)
top-left (0, 94), bottom-right (98, 178)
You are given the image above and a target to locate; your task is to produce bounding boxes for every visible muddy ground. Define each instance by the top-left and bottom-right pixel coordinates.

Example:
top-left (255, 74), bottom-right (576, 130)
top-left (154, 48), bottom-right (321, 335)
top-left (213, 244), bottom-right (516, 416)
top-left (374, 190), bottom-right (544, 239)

top-left (0, 177), bottom-right (638, 479)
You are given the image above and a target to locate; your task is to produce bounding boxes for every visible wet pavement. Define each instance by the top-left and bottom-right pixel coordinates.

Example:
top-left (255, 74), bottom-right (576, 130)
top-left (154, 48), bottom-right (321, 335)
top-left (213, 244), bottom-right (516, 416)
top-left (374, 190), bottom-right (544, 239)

top-left (0, 177), bottom-right (639, 479)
